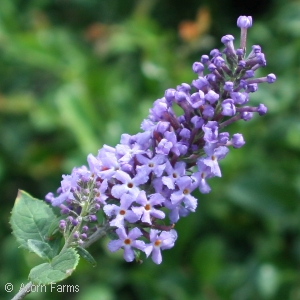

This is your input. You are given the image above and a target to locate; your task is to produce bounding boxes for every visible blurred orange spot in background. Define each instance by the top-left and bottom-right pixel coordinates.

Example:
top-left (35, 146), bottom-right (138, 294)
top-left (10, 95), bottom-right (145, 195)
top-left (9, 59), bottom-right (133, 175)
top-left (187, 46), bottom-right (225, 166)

top-left (178, 7), bottom-right (211, 42)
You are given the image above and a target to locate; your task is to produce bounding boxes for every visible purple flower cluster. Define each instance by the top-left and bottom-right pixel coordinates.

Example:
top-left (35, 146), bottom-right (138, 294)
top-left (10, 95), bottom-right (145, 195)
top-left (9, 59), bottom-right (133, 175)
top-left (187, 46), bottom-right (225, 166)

top-left (45, 16), bottom-right (275, 264)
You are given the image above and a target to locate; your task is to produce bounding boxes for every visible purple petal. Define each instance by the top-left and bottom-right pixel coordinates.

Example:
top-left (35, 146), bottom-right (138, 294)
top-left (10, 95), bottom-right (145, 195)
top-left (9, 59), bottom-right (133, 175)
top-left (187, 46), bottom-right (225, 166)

top-left (136, 154), bottom-right (149, 165)
top-left (133, 170), bottom-right (149, 185)
top-left (151, 247), bottom-right (162, 264)
top-left (111, 184), bottom-right (128, 199)
top-left (125, 210), bottom-right (140, 223)
top-left (170, 190), bottom-right (184, 205)
top-left (123, 247), bottom-right (135, 262)
top-left (144, 245), bottom-right (154, 257)
top-left (149, 195), bottom-right (165, 206)
top-left (120, 193), bottom-right (135, 209)
top-left (150, 209), bottom-right (165, 220)
top-left (131, 206), bottom-right (144, 219)
top-left (149, 229), bottom-right (160, 242)
top-left (132, 240), bottom-right (146, 251)
top-left (214, 146), bottom-right (229, 160)
top-left (103, 204), bottom-right (118, 217)
top-left (116, 227), bottom-right (127, 240)
top-left (162, 176), bottom-right (175, 189)
top-left (128, 227), bottom-right (143, 240)
top-left (199, 179), bottom-right (211, 194)
top-left (176, 176), bottom-right (192, 190)
top-left (114, 170), bottom-right (131, 183)
top-left (110, 215), bottom-right (125, 228)
top-left (135, 190), bottom-right (148, 205)
top-left (107, 240), bottom-right (123, 252)
top-left (140, 211), bottom-right (151, 224)
top-left (183, 195), bottom-right (198, 211)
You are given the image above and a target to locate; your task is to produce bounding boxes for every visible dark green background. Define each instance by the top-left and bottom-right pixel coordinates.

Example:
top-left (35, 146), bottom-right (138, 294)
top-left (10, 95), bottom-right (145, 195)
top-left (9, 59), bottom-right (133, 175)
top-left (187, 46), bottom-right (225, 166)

top-left (1, 0), bottom-right (300, 299)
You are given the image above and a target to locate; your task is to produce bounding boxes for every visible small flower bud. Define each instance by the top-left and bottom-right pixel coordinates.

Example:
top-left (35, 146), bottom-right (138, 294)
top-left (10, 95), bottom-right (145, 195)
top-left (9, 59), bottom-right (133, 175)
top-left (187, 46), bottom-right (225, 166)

top-left (237, 16), bottom-right (252, 28)
top-left (59, 220), bottom-right (66, 230)
top-left (236, 48), bottom-right (244, 56)
top-left (59, 204), bottom-right (70, 215)
top-left (94, 203), bottom-right (101, 211)
top-left (267, 73), bottom-right (276, 84)
top-left (246, 83), bottom-right (258, 93)
top-left (231, 133), bottom-right (245, 148)
top-left (224, 82), bottom-right (233, 92)
top-left (219, 132), bottom-right (230, 144)
top-left (45, 192), bottom-right (54, 203)
top-left (67, 215), bottom-right (73, 221)
top-left (257, 104), bottom-right (267, 116)
top-left (192, 62), bottom-right (204, 75)
top-left (73, 231), bottom-right (80, 239)
top-left (204, 90), bottom-right (219, 104)
top-left (241, 112), bottom-right (253, 121)
top-left (200, 55), bottom-right (210, 64)
top-left (81, 233), bottom-right (88, 240)
top-left (88, 215), bottom-right (97, 222)
top-left (72, 218), bottom-right (79, 226)
top-left (82, 225), bottom-right (89, 233)
top-left (222, 99), bottom-right (236, 116)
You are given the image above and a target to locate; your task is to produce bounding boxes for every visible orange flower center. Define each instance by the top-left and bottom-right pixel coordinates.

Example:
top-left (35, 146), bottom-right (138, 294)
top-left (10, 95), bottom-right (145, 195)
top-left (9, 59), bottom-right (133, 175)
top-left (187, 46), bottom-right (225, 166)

top-left (183, 188), bottom-right (189, 195)
top-left (124, 238), bottom-right (131, 245)
top-left (154, 240), bottom-right (161, 247)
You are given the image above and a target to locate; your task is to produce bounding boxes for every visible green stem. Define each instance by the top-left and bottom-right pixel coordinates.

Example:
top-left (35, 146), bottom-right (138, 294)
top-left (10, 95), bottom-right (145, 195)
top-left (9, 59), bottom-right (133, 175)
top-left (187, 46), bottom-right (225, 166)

top-left (82, 223), bottom-right (110, 249)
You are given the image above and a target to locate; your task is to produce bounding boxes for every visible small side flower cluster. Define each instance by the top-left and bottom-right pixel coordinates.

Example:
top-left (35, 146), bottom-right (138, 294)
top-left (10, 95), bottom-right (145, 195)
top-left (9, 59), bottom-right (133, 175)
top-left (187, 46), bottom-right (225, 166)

top-left (45, 16), bottom-right (275, 264)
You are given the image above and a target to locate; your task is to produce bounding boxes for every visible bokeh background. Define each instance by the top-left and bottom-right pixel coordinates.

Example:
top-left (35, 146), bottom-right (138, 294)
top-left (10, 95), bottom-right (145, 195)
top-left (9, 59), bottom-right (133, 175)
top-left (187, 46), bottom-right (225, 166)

top-left (1, 0), bottom-right (300, 299)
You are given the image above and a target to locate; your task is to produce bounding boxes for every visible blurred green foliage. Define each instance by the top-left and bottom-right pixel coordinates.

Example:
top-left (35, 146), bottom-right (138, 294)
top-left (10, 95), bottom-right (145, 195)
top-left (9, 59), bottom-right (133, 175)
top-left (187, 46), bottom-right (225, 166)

top-left (1, 0), bottom-right (300, 299)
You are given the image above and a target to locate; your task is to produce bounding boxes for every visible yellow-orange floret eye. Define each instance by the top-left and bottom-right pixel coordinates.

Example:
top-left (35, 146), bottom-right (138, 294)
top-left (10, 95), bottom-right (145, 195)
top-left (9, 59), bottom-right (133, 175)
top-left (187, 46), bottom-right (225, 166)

top-left (154, 239), bottom-right (161, 247)
top-left (119, 209), bottom-right (126, 215)
top-left (183, 188), bottom-right (189, 195)
top-left (144, 204), bottom-right (151, 211)
top-left (172, 173), bottom-right (177, 178)
top-left (127, 183), bottom-right (133, 188)
top-left (124, 238), bottom-right (131, 245)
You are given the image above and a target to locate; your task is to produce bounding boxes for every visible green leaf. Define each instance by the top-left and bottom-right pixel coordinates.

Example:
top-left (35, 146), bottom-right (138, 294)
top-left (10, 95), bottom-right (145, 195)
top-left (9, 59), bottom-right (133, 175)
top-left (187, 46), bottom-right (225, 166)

top-left (46, 216), bottom-right (61, 238)
top-left (10, 190), bottom-right (58, 254)
top-left (76, 246), bottom-right (97, 267)
top-left (29, 248), bottom-right (79, 285)
top-left (48, 236), bottom-right (63, 259)
top-left (28, 239), bottom-right (53, 261)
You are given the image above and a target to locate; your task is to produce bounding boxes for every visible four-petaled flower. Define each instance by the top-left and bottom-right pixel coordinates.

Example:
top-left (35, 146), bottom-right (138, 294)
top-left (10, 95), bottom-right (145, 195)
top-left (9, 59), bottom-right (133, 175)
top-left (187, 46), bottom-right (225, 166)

top-left (108, 227), bottom-right (145, 262)
top-left (144, 229), bottom-right (177, 264)
top-left (131, 191), bottom-right (165, 224)
top-left (103, 194), bottom-right (139, 228)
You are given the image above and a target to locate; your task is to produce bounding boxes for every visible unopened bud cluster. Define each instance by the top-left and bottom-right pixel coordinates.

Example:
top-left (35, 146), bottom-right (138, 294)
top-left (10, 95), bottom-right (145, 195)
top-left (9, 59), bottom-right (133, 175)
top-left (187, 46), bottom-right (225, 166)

top-left (45, 16), bottom-right (275, 264)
